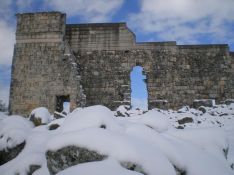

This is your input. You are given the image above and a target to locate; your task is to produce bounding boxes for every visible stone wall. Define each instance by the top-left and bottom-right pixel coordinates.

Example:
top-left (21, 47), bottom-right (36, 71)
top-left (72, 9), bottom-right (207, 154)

top-left (150, 45), bottom-right (233, 108)
top-left (9, 12), bottom-right (85, 116)
top-left (66, 23), bottom-right (135, 52)
top-left (228, 52), bottom-right (234, 97)
top-left (75, 45), bottom-right (234, 110)
top-left (9, 12), bottom-right (234, 115)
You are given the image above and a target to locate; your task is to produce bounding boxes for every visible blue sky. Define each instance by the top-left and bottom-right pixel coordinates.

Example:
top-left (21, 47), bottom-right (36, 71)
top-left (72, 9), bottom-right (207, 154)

top-left (131, 66), bottom-right (148, 110)
top-left (0, 0), bottom-right (234, 107)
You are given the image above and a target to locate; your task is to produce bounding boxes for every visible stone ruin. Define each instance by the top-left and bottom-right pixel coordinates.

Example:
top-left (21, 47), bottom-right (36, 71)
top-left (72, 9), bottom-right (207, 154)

top-left (9, 12), bottom-right (234, 116)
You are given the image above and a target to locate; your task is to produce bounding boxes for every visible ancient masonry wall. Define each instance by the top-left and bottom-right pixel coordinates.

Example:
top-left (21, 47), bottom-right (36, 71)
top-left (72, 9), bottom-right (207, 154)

top-left (9, 12), bottom-right (85, 116)
top-left (9, 12), bottom-right (234, 115)
top-left (74, 45), bottom-right (234, 110)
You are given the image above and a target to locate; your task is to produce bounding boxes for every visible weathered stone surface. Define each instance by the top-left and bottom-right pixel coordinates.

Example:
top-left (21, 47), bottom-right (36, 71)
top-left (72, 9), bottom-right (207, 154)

top-left (9, 12), bottom-right (86, 116)
top-left (29, 115), bottom-right (43, 126)
top-left (0, 141), bottom-right (25, 165)
top-left (222, 99), bottom-right (234, 105)
top-left (48, 124), bottom-right (60, 130)
top-left (121, 162), bottom-right (147, 175)
top-left (198, 106), bottom-right (207, 113)
top-left (27, 165), bottom-right (41, 175)
top-left (46, 146), bottom-right (106, 175)
top-left (149, 100), bottom-right (169, 110)
top-left (178, 117), bottom-right (194, 125)
top-left (9, 12), bottom-right (234, 116)
top-left (29, 107), bottom-right (51, 126)
top-left (176, 126), bottom-right (184, 129)
top-left (193, 99), bottom-right (215, 108)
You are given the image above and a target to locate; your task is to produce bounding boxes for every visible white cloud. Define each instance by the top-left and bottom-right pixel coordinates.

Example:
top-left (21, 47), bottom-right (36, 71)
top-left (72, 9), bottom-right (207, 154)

top-left (0, 20), bottom-right (15, 65)
top-left (0, 0), bottom-right (13, 21)
top-left (0, 0), bottom-right (33, 66)
top-left (2, 0), bottom-right (38, 65)
top-left (0, 0), bottom-right (32, 20)
top-left (129, 0), bottom-right (234, 43)
top-left (45, 0), bottom-right (124, 22)
top-left (0, 0), bottom-right (12, 108)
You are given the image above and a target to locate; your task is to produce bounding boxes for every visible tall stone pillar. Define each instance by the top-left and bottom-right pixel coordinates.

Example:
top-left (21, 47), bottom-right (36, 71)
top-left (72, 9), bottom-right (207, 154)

top-left (9, 12), bottom-right (84, 116)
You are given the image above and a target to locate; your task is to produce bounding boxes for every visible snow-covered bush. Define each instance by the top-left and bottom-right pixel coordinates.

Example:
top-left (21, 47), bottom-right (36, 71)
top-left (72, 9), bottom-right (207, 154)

top-left (60, 105), bottom-right (122, 133)
top-left (0, 115), bottom-right (34, 165)
top-left (0, 115), bottom-right (34, 151)
top-left (29, 107), bottom-right (51, 126)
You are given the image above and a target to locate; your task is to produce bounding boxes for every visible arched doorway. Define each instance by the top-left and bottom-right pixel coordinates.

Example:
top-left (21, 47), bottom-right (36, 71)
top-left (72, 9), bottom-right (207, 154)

top-left (130, 66), bottom-right (148, 110)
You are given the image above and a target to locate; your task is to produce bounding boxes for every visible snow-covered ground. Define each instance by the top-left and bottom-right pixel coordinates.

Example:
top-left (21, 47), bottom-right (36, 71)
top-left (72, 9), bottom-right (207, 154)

top-left (0, 104), bottom-right (234, 175)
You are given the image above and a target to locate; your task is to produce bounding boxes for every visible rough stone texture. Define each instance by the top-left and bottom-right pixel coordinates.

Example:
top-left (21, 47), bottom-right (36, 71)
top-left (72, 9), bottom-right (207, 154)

top-left (222, 99), bottom-right (234, 105)
top-left (0, 141), bottom-right (25, 165)
top-left (198, 106), bottom-right (207, 113)
top-left (121, 162), bottom-right (147, 175)
top-left (177, 117), bottom-right (194, 125)
top-left (9, 12), bottom-right (234, 116)
top-left (29, 115), bottom-right (43, 126)
top-left (193, 99), bottom-right (214, 108)
top-left (48, 124), bottom-right (60, 130)
top-left (9, 12), bottom-right (85, 116)
top-left (46, 146), bottom-right (106, 175)
top-left (27, 165), bottom-right (41, 175)
top-left (75, 46), bottom-right (234, 110)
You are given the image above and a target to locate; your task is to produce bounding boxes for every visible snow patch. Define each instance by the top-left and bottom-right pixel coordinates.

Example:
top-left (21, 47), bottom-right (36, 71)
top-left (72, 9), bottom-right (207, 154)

top-left (60, 105), bottom-right (123, 133)
top-left (0, 115), bottom-right (34, 150)
top-left (0, 104), bottom-right (234, 175)
top-left (57, 158), bottom-right (142, 175)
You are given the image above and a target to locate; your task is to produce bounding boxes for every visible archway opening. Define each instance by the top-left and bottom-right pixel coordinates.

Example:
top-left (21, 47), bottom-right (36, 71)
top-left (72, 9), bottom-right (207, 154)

top-left (130, 66), bottom-right (148, 110)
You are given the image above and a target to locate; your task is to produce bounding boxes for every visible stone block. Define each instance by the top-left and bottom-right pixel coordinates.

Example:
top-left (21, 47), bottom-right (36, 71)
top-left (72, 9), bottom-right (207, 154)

top-left (193, 99), bottom-right (215, 108)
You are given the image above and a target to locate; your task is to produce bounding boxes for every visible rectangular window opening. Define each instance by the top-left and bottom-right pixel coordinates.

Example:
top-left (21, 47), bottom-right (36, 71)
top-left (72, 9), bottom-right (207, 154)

top-left (56, 95), bottom-right (70, 113)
